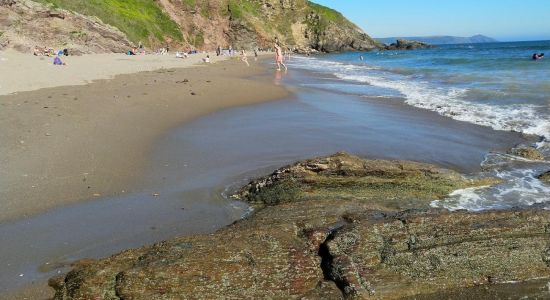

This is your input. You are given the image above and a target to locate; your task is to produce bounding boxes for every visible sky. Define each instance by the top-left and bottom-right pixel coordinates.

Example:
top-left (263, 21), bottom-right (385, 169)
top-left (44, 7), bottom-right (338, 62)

top-left (311, 0), bottom-right (550, 41)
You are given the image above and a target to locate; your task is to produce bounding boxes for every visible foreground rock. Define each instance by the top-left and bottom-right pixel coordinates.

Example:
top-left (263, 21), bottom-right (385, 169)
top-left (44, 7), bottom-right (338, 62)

top-left (49, 153), bottom-right (550, 299)
top-left (384, 39), bottom-right (434, 50)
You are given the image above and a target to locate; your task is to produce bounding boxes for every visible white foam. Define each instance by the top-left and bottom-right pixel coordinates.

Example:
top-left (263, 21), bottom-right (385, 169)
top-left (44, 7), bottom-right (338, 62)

top-left (431, 168), bottom-right (550, 211)
top-left (337, 73), bottom-right (550, 142)
top-left (291, 56), bottom-right (550, 143)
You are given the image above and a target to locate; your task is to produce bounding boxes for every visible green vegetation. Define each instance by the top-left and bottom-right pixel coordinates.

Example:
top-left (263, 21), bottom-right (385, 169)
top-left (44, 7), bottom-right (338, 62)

top-left (305, 1), bottom-right (350, 33)
top-left (307, 2), bottom-right (344, 23)
top-left (227, 0), bottom-right (261, 20)
top-left (35, 0), bottom-right (182, 46)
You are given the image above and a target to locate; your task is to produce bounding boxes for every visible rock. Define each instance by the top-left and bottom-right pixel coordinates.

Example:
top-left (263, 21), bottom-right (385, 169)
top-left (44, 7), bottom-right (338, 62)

top-left (49, 153), bottom-right (549, 299)
top-left (509, 146), bottom-right (545, 160)
top-left (234, 152), bottom-right (493, 210)
top-left (538, 171), bottom-right (550, 183)
top-left (385, 39), bottom-right (434, 50)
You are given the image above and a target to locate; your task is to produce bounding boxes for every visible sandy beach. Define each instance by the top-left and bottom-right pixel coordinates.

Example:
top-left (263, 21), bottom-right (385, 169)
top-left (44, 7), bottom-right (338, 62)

top-left (0, 50), bottom-right (227, 96)
top-left (0, 55), bottom-right (287, 223)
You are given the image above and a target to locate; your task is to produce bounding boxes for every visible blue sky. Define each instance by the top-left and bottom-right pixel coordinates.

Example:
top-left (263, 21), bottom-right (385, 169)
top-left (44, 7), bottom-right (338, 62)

top-left (311, 0), bottom-right (550, 41)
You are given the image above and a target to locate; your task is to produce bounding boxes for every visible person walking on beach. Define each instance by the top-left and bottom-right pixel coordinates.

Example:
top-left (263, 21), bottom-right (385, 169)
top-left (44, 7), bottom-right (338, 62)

top-left (274, 43), bottom-right (287, 71)
top-left (241, 50), bottom-right (250, 67)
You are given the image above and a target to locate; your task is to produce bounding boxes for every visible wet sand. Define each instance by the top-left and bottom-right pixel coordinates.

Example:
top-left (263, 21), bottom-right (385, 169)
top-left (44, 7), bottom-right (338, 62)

top-left (0, 58), bottom-right (288, 223)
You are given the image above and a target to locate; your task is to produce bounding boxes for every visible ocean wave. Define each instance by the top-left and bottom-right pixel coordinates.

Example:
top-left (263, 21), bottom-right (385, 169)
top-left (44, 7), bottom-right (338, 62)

top-left (431, 152), bottom-right (550, 211)
top-left (335, 73), bottom-right (550, 142)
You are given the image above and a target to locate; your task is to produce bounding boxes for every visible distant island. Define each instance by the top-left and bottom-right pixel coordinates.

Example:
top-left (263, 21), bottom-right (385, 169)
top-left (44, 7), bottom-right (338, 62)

top-left (377, 34), bottom-right (497, 45)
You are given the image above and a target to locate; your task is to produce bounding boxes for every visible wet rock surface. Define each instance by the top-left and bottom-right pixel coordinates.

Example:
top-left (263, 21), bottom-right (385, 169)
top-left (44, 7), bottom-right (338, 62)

top-left (49, 153), bottom-right (550, 299)
top-left (509, 146), bottom-right (546, 161)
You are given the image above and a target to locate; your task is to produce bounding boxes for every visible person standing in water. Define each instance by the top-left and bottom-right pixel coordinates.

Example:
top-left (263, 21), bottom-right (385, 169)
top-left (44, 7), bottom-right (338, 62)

top-left (274, 43), bottom-right (287, 71)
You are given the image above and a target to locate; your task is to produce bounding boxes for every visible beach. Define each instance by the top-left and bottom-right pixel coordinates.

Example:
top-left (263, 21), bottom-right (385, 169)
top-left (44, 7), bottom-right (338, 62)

top-left (0, 54), bottom-right (287, 223)
top-left (1, 44), bottom-right (549, 299)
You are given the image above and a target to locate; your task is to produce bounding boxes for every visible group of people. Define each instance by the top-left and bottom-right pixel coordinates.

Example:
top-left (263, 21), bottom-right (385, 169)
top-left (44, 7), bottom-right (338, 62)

top-left (123, 40), bottom-right (291, 71)
top-left (33, 46), bottom-right (69, 65)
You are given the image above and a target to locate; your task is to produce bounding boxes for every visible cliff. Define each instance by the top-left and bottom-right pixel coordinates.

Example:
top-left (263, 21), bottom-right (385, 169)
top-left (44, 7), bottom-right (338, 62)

top-left (49, 153), bottom-right (550, 299)
top-left (1, 0), bottom-right (382, 53)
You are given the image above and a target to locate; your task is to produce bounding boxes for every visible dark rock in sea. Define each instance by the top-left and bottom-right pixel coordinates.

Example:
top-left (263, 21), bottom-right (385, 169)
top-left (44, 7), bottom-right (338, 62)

top-left (509, 146), bottom-right (545, 160)
top-left (49, 153), bottom-right (550, 299)
top-left (385, 39), bottom-right (434, 50)
top-left (538, 171), bottom-right (550, 183)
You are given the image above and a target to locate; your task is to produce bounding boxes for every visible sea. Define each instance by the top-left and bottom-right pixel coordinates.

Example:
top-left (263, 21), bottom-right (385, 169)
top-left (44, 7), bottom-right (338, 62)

top-left (287, 40), bottom-right (550, 211)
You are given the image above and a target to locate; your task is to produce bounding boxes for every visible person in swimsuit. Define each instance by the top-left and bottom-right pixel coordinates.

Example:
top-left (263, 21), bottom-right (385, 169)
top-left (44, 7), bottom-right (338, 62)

top-left (241, 50), bottom-right (250, 67)
top-left (274, 43), bottom-right (287, 71)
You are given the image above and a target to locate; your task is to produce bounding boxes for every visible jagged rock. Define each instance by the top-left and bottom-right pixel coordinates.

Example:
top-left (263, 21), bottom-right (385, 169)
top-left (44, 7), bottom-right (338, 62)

top-left (385, 39), bottom-right (433, 50)
top-left (509, 146), bottom-right (545, 160)
top-left (49, 153), bottom-right (550, 299)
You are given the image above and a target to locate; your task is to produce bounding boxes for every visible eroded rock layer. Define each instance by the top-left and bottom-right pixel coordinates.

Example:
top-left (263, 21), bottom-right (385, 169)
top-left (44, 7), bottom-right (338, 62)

top-left (49, 153), bottom-right (550, 299)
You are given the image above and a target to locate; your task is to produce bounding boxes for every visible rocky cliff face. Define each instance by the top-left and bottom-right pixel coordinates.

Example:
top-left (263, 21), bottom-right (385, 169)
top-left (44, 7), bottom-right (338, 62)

top-left (49, 153), bottom-right (550, 299)
top-left (0, 0), bottom-right (133, 53)
top-left (1, 0), bottom-right (382, 53)
top-left (157, 0), bottom-right (381, 52)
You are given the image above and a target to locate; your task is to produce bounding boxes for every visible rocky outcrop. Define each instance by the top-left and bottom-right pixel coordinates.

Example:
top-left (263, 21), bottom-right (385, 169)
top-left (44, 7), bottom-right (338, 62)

top-left (3, 0), bottom-right (381, 53)
top-left (509, 146), bottom-right (546, 161)
top-left (157, 0), bottom-right (382, 52)
top-left (384, 39), bottom-right (434, 50)
top-left (0, 0), bottom-right (133, 53)
top-left (234, 152), bottom-right (495, 210)
top-left (49, 153), bottom-right (550, 299)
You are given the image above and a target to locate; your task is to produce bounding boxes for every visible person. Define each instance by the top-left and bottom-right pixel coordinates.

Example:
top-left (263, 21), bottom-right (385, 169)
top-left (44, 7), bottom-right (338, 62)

top-left (202, 55), bottom-right (210, 63)
top-left (532, 53), bottom-right (545, 60)
top-left (176, 51), bottom-right (188, 59)
top-left (359, 55), bottom-right (364, 61)
top-left (127, 49), bottom-right (136, 55)
top-left (63, 48), bottom-right (69, 56)
top-left (241, 50), bottom-right (249, 67)
top-left (53, 56), bottom-right (65, 65)
top-left (216, 45), bottom-right (221, 56)
top-left (254, 49), bottom-right (258, 61)
top-left (274, 43), bottom-right (287, 71)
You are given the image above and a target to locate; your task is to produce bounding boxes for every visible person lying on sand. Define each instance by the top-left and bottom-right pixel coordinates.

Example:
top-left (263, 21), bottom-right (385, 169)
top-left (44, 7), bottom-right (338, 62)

top-left (202, 55), bottom-right (211, 63)
top-left (53, 56), bottom-right (65, 65)
top-left (176, 51), bottom-right (188, 59)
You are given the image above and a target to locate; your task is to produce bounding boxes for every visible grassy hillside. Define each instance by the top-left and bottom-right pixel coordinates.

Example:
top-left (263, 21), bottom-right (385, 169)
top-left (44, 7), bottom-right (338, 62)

top-left (35, 0), bottom-right (182, 46)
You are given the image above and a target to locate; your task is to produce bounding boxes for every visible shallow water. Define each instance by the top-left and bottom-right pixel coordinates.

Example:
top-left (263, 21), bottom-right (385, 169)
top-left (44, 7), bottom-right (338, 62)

top-left (287, 44), bottom-right (550, 212)
top-left (0, 66), bottom-right (534, 295)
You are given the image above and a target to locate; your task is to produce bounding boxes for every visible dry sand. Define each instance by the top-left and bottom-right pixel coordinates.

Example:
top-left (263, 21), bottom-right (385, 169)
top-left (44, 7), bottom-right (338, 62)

top-left (0, 49), bottom-right (231, 96)
top-left (0, 56), bottom-right (287, 223)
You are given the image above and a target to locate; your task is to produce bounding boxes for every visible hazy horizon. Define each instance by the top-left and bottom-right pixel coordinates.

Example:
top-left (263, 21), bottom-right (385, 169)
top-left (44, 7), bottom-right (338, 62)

top-left (311, 0), bottom-right (550, 42)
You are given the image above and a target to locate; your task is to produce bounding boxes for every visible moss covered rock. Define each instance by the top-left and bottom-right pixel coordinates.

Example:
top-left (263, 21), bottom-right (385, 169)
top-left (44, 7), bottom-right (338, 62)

top-left (49, 153), bottom-right (550, 299)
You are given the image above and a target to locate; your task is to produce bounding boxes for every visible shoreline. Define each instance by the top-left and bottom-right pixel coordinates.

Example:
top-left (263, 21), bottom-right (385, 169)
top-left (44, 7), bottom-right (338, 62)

top-left (0, 57), bottom-right (287, 223)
